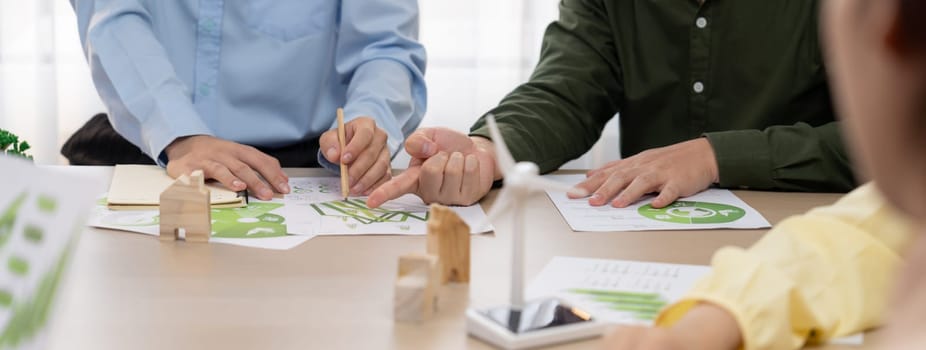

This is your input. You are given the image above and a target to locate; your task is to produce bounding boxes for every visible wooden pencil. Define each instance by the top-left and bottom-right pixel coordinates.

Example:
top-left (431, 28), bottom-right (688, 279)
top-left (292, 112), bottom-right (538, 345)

top-left (337, 108), bottom-right (349, 200)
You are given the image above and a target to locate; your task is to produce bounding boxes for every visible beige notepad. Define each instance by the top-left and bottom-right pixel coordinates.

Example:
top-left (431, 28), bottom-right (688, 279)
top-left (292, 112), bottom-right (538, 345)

top-left (107, 165), bottom-right (246, 210)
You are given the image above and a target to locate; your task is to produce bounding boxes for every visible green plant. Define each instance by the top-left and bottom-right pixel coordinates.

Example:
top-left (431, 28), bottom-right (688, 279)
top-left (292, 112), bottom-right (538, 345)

top-left (0, 129), bottom-right (32, 160)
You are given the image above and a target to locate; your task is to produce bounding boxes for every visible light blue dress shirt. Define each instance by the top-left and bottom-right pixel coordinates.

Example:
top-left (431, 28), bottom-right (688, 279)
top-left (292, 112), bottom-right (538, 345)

top-left (70, 0), bottom-right (427, 168)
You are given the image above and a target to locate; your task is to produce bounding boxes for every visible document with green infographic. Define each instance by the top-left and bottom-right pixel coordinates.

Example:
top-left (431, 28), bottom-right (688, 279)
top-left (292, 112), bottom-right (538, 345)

top-left (86, 176), bottom-right (490, 250)
top-left (0, 156), bottom-right (101, 348)
top-left (543, 174), bottom-right (771, 231)
top-left (527, 257), bottom-right (863, 345)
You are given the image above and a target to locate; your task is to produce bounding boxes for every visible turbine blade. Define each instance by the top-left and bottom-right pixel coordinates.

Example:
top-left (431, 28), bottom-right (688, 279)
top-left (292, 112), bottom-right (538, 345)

top-left (485, 114), bottom-right (517, 176)
top-left (474, 189), bottom-right (513, 232)
top-left (524, 176), bottom-right (588, 197)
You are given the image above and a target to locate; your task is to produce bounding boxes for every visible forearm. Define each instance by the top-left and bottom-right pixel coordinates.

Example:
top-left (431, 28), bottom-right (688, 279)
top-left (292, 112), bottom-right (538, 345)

top-left (73, 0), bottom-right (209, 164)
top-left (342, 60), bottom-right (425, 157)
top-left (705, 121), bottom-right (856, 192)
top-left (337, 0), bottom-right (427, 157)
top-left (469, 0), bottom-right (622, 173)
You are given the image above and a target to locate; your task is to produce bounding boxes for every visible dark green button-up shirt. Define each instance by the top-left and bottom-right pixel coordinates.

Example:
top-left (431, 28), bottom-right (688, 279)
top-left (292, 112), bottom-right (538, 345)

top-left (470, 0), bottom-right (856, 192)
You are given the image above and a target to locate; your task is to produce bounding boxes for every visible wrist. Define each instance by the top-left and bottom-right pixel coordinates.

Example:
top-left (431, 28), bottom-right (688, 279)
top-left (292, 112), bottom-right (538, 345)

top-left (471, 136), bottom-right (503, 181)
top-left (699, 137), bottom-right (720, 184)
top-left (165, 134), bottom-right (209, 160)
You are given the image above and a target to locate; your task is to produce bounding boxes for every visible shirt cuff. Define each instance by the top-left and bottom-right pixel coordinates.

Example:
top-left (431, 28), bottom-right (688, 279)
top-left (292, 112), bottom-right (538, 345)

top-left (138, 92), bottom-right (214, 167)
top-left (703, 130), bottom-right (775, 189)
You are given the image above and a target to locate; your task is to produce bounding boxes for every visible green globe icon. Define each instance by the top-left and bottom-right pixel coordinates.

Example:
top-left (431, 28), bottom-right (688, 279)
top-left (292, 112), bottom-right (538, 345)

top-left (638, 201), bottom-right (745, 224)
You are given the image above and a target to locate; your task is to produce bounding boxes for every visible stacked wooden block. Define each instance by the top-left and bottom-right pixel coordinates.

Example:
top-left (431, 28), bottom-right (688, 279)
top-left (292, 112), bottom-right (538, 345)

top-left (394, 204), bottom-right (471, 323)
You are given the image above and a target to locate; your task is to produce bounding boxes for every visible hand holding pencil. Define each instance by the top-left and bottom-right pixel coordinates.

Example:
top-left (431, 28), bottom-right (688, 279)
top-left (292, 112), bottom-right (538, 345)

top-left (319, 110), bottom-right (394, 198)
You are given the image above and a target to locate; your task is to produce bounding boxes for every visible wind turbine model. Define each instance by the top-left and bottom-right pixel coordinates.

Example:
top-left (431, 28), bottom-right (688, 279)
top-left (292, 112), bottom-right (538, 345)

top-left (466, 115), bottom-right (606, 349)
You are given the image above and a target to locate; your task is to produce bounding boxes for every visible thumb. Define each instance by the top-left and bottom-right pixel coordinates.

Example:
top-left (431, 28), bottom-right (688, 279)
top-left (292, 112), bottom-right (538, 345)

top-left (318, 130), bottom-right (341, 163)
top-left (404, 129), bottom-right (439, 159)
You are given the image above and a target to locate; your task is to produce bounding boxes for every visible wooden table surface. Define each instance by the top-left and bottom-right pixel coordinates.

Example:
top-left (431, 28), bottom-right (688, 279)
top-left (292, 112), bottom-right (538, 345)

top-left (45, 167), bottom-right (873, 350)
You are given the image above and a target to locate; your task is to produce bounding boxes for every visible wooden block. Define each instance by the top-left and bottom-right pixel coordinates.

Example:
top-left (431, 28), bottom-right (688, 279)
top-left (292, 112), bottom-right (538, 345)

top-left (426, 204), bottom-right (470, 284)
top-left (394, 253), bottom-right (439, 323)
top-left (159, 170), bottom-right (212, 243)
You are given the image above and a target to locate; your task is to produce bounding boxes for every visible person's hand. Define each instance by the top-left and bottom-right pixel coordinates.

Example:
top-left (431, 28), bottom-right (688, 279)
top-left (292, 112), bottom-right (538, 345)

top-left (165, 135), bottom-right (290, 200)
top-left (601, 303), bottom-right (741, 350)
top-left (366, 128), bottom-right (499, 208)
top-left (319, 117), bottom-right (393, 196)
top-left (878, 236), bottom-right (926, 349)
top-left (572, 138), bottom-right (719, 209)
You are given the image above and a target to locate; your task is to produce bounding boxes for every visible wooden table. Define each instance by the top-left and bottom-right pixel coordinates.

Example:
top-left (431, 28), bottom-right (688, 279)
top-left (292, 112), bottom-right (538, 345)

top-left (46, 167), bottom-right (868, 349)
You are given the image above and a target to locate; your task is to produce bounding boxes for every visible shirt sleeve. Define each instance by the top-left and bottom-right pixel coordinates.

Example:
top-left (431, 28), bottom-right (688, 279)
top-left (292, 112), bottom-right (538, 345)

top-left (333, 0), bottom-right (427, 159)
top-left (467, 0), bottom-right (622, 174)
top-left (655, 184), bottom-right (913, 350)
top-left (704, 121), bottom-right (856, 192)
top-left (70, 0), bottom-right (212, 166)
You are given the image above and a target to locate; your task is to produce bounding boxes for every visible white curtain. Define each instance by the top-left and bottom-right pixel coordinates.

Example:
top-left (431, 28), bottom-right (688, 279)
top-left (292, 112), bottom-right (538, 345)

top-left (0, 0), bottom-right (617, 167)
top-left (1, 0), bottom-right (103, 164)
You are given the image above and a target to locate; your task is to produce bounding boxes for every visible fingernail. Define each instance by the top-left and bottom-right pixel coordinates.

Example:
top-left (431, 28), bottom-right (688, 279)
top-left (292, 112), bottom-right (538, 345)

top-left (279, 182), bottom-right (290, 193)
top-left (327, 147), bottom-right (338, 161)
top-left (343, 153), bottom-right (353, 163)
top-left (232, 180), bottom-right (245, 189)
top-left (422, 142), bottom-right (433, 156)
top-left (465, 155), bottom-right (477, 171)
top-left (351, 184), bottom-right (365, 194)
top-left (260, 188), bottom-right (273, 199)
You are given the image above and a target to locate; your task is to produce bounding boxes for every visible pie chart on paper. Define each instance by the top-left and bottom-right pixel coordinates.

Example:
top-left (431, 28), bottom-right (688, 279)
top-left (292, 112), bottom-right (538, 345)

top-left (638, 201), bottom-right (746, 224)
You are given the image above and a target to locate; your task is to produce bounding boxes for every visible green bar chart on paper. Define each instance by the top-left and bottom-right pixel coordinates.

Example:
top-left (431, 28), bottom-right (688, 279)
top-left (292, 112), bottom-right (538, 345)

top-left (310, 199), bottom-right (428, 225)
top-left (569, 289), bottom-right (668, 321)
top-left (526, 257), bottom-right (714, 326)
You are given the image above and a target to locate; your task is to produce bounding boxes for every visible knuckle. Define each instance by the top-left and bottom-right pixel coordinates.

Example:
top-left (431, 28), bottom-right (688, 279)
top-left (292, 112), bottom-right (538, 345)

top-left (349, 168), bottom-right (364, 182)
top-left (206, 162), bottom-right (225, 176)
top-left (460, 196), bottom-right (479, 206)
top-left (242, 144), bottom-right (259, 154)
top-left (267, 156), bottom-right (281, 168)
top-left (230, 163), bottom-right (250, 174)
top-left (637, 172), bottom-right (659, 185)
top-left (421, 160), bottom-right (444, 176)
top-left (379, 159), bottom-right (392, 173)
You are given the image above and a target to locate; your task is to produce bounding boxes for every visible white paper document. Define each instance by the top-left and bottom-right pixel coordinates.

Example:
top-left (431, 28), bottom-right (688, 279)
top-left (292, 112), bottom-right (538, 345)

top-left (527, 256), bottom-right (712, 325)
top-left (543, 174), bottom-right (770, 231)
top-left (275, 177), bottom-right (491, 236)
top-left (527, 257), bottom-right (863, 345)
top-left (87, 202), bottom-right (314, 250)
top-left (87, 176), bottom-right (491, 248)
top-left (2, 157), bottom-right (104, 344)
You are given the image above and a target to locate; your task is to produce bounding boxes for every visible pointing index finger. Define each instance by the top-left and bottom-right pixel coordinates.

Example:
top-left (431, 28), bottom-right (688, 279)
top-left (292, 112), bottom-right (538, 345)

top-left (366, 166), bottom-right (421, 208)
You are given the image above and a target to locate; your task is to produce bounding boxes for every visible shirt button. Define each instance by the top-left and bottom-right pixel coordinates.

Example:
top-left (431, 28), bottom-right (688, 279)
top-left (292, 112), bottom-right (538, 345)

top-left (693, 81), bottom-right (705, 93)
top-left (696, 17), bottom-right (708, 29)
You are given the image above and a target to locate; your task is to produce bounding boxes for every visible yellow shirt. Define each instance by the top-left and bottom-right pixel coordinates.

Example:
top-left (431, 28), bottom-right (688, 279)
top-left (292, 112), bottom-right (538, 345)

top-left (656, 184), bottom-right (913, 350)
